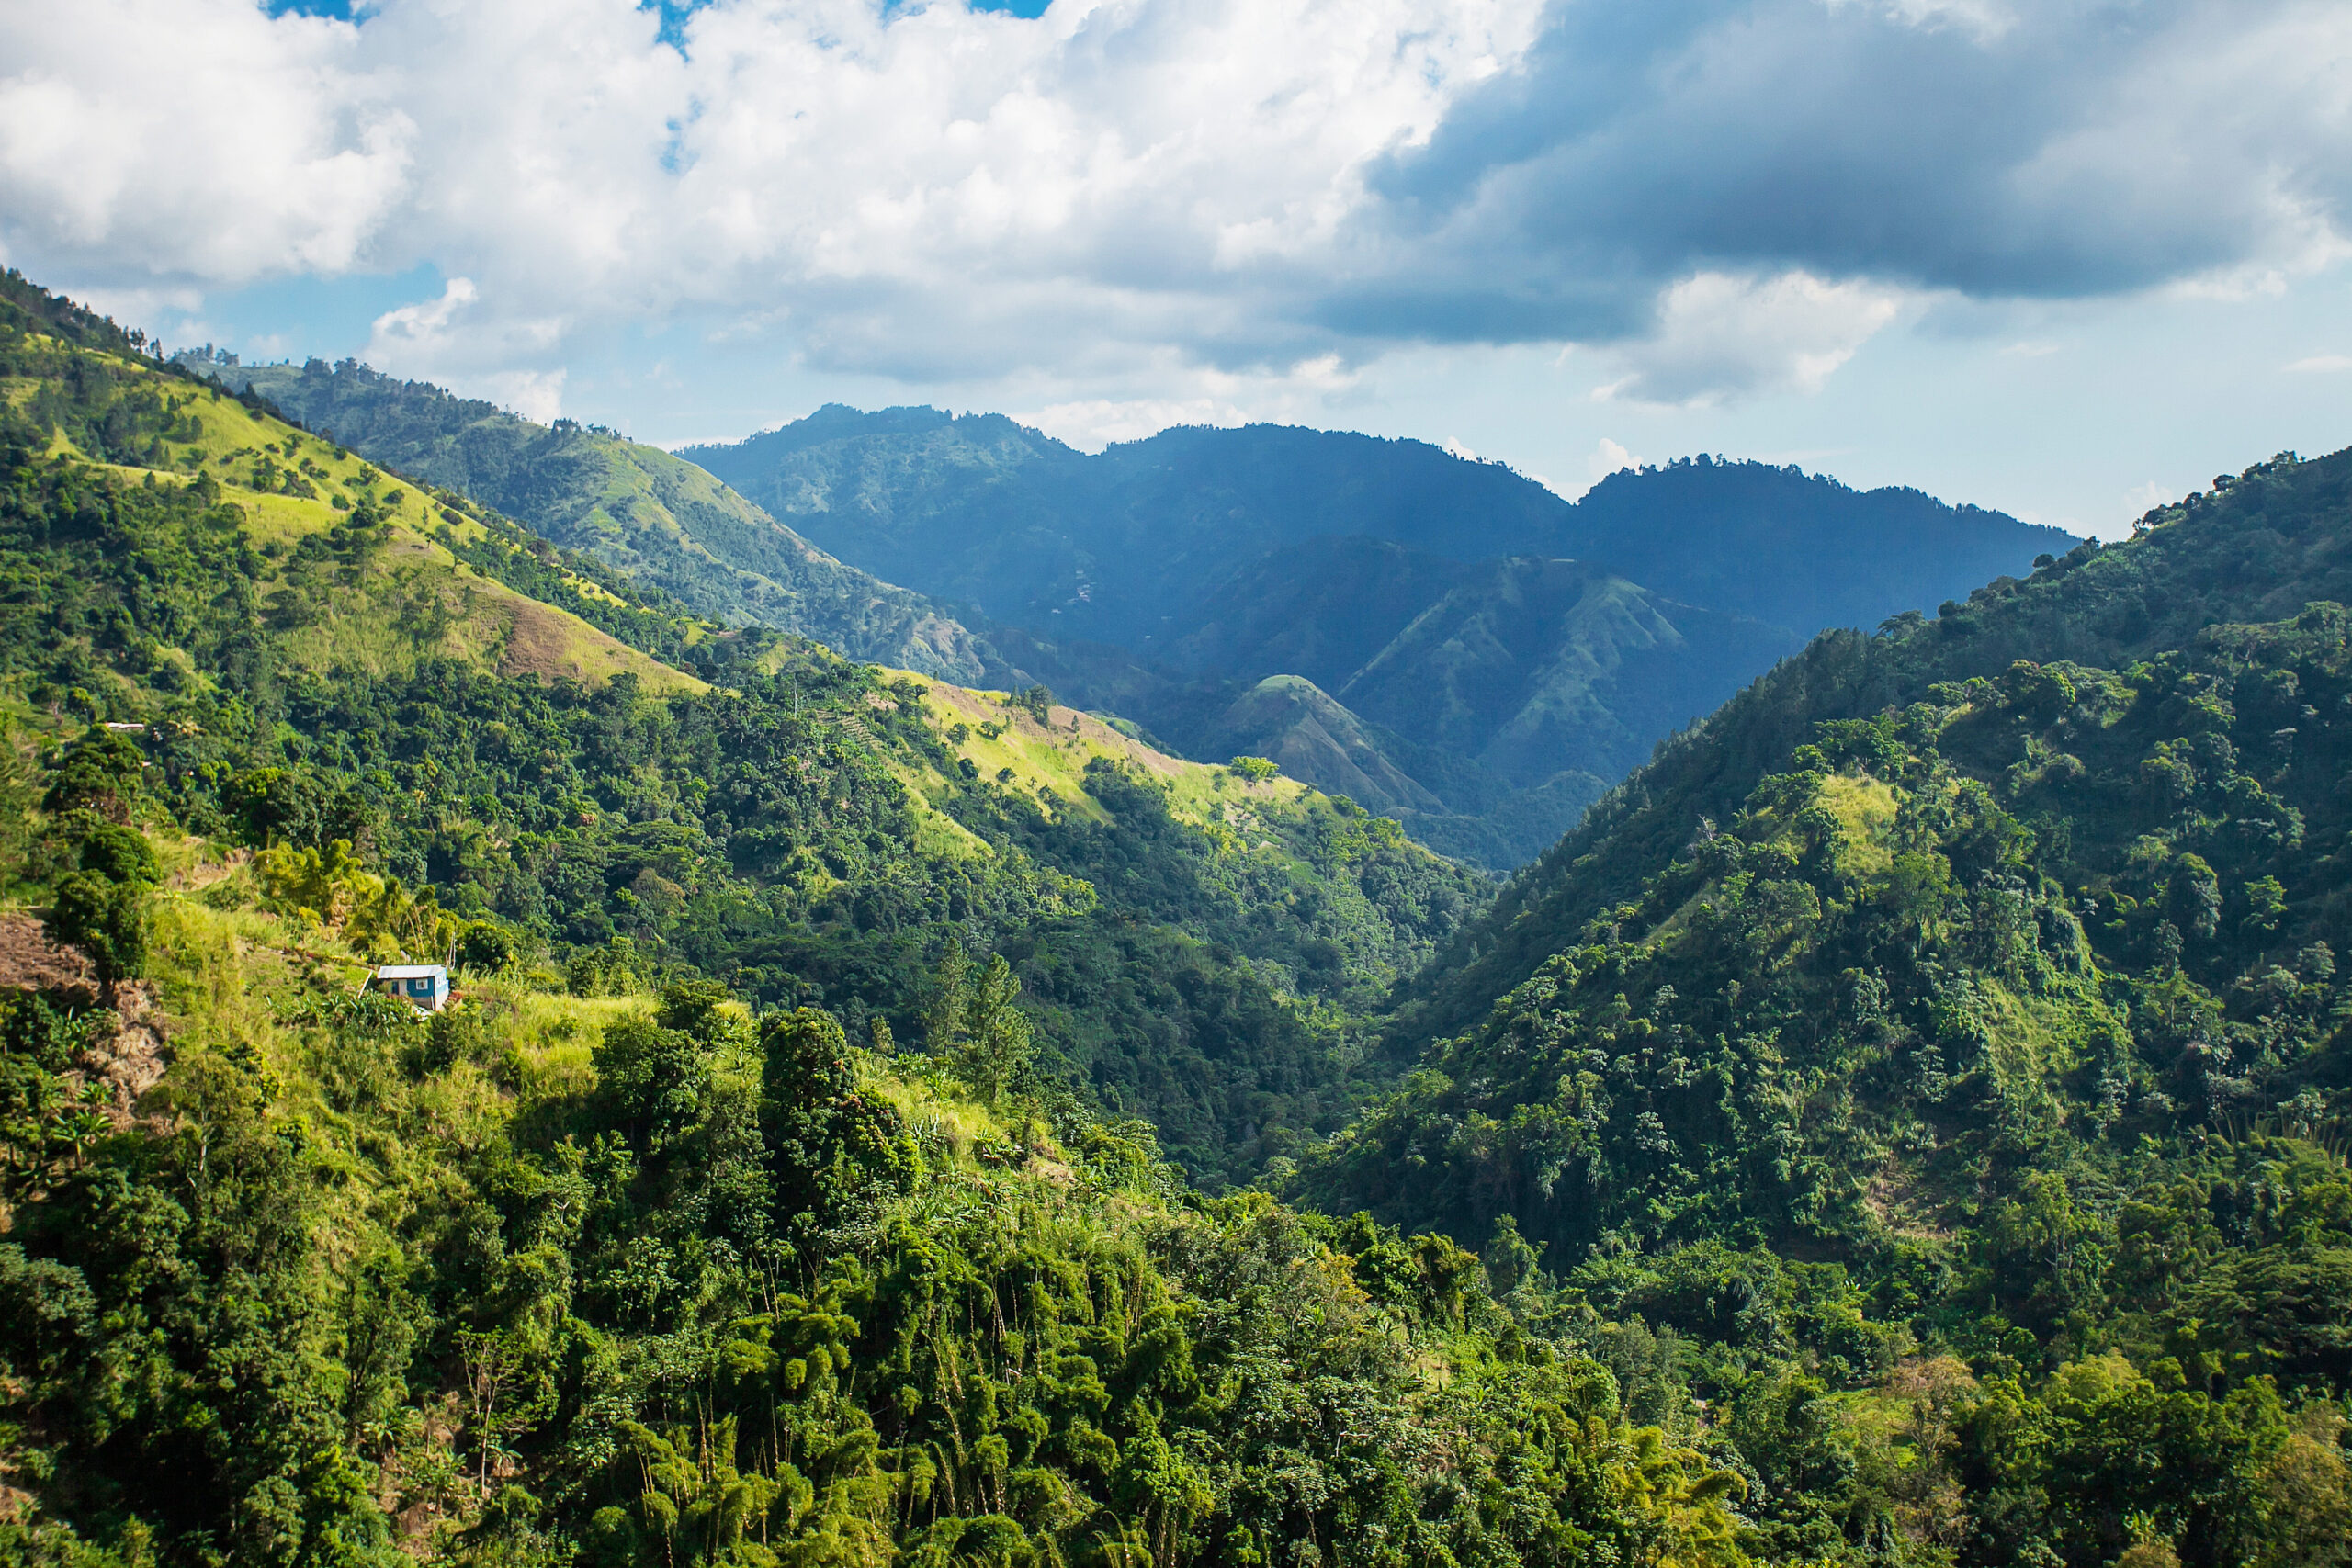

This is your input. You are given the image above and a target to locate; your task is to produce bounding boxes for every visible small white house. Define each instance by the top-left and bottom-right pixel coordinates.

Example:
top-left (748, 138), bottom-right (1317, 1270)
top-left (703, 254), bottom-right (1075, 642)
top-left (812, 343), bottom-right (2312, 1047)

top-left (373, 964), bottom-right (451, 1013)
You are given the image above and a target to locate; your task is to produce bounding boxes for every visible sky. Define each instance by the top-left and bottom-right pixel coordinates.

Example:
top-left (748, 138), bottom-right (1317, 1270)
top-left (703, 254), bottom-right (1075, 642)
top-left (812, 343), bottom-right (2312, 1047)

top-left (5, 0), bottom-right (2350, 538)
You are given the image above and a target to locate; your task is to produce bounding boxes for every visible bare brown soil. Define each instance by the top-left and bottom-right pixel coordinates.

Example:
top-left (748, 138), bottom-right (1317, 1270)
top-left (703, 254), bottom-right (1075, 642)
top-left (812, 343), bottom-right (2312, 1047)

top-left (0, 913), bottom-right (95, 996)
top-left (0, 914), bottom-right (169, 1124)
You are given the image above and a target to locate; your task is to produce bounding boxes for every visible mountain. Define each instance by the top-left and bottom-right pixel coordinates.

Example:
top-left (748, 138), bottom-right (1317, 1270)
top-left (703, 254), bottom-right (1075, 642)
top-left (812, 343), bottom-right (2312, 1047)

top-left (175, 354), bottom-right (989, 682)
top-left (8, 274), bottom-right (1492, 1191)
top-left (141, 373), bottom-right (2069, 869)
top-left (682, 412), bottom-right (1577, 647)
top-left (1559, 457), bottom-right (2077, 637)
top-left (1299, 446), bottom-right (2352, 1562)
top-left (0, 268), bottom-right (1763, 1568)
top-left (686, 407), bottom-right (2075, 863)
top-left (5, 271), bottom-right (2347, 1568)
top-left (684, 408), bottom-right (2074, 654)
top-left (1134, 540), bottom-right (1802, 863)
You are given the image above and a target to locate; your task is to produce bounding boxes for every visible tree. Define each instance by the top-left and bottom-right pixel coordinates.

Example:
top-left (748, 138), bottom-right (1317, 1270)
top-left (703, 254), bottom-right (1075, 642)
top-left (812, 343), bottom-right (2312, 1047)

top-left (45, 872), bottom-right (145, 987)
top-left (956, 953), bottom-right (1034, 1107)
top-left (41, 728), bottom-right (145, 820)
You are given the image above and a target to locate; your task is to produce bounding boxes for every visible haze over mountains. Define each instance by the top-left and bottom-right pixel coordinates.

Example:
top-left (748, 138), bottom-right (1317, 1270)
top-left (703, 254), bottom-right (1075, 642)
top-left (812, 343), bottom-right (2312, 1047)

top-left (201, 360), bottom-right (2072, 865)
top-left (690, 408), bottom-right (2075, 859)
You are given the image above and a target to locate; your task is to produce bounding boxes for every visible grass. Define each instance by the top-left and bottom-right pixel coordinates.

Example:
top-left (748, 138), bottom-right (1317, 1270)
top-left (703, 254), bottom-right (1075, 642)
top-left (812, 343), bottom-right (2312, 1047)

top-left (51, 359), bottom-right (703, 696)
top-left (893, 671), bottom-right (1309, 840)
top-left (1819, 773), bottom-right (1899, 878)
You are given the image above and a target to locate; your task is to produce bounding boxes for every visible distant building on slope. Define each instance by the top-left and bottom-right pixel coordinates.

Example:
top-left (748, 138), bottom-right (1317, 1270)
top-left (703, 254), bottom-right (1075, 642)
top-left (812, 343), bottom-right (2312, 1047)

top-left (372, 964), bottom-right (450, 1012)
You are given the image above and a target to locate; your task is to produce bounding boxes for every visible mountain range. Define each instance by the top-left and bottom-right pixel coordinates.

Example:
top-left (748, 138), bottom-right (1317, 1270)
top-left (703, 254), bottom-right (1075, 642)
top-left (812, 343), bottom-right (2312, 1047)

top-left (9, 269), bottom-right (2352, 1566)
top-left (195, 371), bottom-right (2071, 865)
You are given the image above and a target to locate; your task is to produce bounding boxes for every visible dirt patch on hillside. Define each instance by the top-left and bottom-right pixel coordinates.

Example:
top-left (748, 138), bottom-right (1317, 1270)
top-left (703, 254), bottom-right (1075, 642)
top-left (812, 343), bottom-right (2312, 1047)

top-left (0, 914), bottom-right (169, 1124)
top-left (0, 913), bottom-right (95, 996)
top-left (78, 981), bottom-right (169, 1123)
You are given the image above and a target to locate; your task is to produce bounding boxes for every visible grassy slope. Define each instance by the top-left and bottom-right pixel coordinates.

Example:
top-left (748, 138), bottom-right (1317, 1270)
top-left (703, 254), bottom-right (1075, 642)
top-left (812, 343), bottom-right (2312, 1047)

top-left (51, 354), bottom-right (698, 695)
top-left (213, 360), bottom-right (988, 682)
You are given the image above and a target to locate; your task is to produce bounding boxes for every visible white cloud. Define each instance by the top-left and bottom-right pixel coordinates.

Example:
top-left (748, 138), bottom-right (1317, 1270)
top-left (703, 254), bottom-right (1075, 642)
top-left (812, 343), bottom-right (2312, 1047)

top-left (3, 0), bottom-right (2349, 408)
top-left (481, 369), bottom-right (569, 424)
top-left (0, 0), bottom-right (411, 280)
top-left (2287, 354), bottom-right (2352, 373)
top-left (1826, 0), bottom-right (2016, 40)
top-left (1018, 395), bottom-right (1250, 450)
top-left (359, 276), bottom-right (572, 411)
top-left (2123, 479), bottom-right (2177, 515)
top-left (1586, 438), bottom-right (1642, 488)
top-left (368, 276), bottom-right (481, 353)
top-left (1594, 271), bottom-right (1904, 409)
top-left (1442, 435), bottom-right (1477, 460)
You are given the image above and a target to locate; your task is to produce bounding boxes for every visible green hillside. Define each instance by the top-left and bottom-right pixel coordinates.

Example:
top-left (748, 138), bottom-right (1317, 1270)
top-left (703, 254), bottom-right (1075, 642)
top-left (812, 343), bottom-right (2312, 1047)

top-left (0, 271), bottom-right (1498, 1190)
top-left (1302, 449), bottom-right (2352, 1563)
top-left (179, 355), bottom-right (989, 682)
top-left (0, 275), bottom-right (1769, 1568)
top-left (12, 269), bottom-right (2352, 1568)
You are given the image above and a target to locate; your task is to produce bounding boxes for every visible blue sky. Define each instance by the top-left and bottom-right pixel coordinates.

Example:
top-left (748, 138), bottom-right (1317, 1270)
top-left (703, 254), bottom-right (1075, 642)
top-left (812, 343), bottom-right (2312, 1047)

top-left (10, 0), bottom-right (2352, 536)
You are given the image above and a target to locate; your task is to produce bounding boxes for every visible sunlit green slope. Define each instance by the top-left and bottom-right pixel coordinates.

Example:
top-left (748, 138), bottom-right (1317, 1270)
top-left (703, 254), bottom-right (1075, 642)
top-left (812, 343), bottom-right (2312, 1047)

top-left (185, 353), bottom-right (989, 681)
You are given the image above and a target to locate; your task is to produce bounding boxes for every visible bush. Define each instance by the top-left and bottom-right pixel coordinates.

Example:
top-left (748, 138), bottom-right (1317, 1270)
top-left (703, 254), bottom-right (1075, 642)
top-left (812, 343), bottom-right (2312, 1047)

top-left (76, 825), bottom-right (156, 886)
top-left (46, 873), bottom-right (146, 985)
top-left (457, 921), bottom-right (519, 976)
top-left (41, 728), bottom-right (145, 819)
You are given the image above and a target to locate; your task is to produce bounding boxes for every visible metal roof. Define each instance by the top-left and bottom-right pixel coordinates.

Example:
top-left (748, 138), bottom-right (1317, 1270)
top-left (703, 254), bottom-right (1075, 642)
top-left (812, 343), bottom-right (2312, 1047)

top-left (374, 964), bottom-right (447, 979)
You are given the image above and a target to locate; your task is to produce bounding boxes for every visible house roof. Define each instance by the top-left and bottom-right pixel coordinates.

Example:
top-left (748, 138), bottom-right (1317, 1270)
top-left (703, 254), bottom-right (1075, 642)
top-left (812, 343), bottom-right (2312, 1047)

top-left (374, 964), bottom-right (447, 980)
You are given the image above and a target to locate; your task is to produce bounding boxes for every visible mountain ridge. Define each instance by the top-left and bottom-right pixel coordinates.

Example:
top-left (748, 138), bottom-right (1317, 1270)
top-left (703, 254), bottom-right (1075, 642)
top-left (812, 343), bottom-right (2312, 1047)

top-left (175, 355), bottom-right (992, 682)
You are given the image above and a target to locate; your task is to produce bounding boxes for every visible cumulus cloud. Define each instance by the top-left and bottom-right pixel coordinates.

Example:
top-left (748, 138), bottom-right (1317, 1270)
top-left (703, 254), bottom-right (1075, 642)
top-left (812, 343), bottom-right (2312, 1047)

top-left (0, 0), bottom-right (411, 279)
top-left (1591, 270), bottom-right (1903, 407)
top-left (1586, 436), bottom-right (1642, 484)
top-left (1, 0), bottom-right (2346, 405)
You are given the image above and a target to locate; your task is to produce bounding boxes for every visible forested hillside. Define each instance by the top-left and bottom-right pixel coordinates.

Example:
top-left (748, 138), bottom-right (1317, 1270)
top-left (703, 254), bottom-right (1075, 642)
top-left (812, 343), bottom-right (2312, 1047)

top-left (175, 355), bottom-right (988, 682)
top-left (683, 412), bottom-right (2069, 658)
top-left (1304, 448), bottom-right (2352, 1564)
top-left (164, 378), bottom-right (2069, 869)
top-left (1148, 540), bottom-right (1803, 864)
top-left (4, 272), bottom-right (1499, 1186)
top-left (14, 268), bottom-right (2352, 1568)
top-left (0, 273), bottom-right (1750, 1568)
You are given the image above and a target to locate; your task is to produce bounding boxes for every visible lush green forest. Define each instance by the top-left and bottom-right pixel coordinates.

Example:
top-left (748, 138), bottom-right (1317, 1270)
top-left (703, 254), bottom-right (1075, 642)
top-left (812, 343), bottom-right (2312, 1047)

top-left (1307, 451), bottom-right (2352, 1563)
top-left (6, 271), bottom-right (2352, 1568)
top-left (0, 273), bottom-right (1748, 1568)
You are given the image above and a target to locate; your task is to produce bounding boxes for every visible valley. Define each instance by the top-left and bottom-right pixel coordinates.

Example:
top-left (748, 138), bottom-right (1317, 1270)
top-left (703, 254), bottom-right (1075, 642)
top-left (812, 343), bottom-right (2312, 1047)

top-left (2, 271), bottom-right (2348, 1568)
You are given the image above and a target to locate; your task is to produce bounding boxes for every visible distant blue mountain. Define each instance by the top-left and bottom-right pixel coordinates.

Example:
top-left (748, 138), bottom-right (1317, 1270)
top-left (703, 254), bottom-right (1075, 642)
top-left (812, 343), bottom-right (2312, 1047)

top-left (683, 409), bottom-right (2075, 863)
